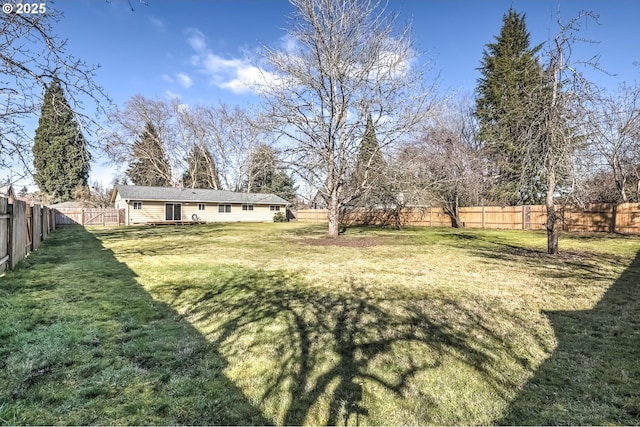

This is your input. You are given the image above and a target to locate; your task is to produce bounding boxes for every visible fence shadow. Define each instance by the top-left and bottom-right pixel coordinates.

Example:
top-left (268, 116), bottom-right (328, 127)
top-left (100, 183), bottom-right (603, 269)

top-left (0, 226), bottom-right (268, 425)
top-left (498, 250), bottom-right (640, 425)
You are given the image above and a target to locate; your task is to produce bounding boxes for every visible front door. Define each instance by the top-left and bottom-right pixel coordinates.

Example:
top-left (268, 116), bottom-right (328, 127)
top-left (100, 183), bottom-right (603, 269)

top-left (165, 203), bottom-right (181, 221)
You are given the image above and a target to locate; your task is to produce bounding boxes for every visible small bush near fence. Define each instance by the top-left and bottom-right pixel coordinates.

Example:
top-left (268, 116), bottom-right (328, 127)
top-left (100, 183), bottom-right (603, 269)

top-left (273, 211), bottom-right (287, 222)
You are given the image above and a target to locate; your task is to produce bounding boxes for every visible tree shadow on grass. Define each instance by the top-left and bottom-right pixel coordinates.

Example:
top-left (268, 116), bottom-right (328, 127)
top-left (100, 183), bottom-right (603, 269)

top-left (0, 226), bottom-right (268, 425)
top-left (498, 250), bottom-right (640, 425)
top-left (159, 266), bottom-right (548, 425)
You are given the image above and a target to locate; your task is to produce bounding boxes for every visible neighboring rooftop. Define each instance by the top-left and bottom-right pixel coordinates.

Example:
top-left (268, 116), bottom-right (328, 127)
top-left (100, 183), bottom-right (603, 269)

top-left (112, 185), bottom-right (289, 205)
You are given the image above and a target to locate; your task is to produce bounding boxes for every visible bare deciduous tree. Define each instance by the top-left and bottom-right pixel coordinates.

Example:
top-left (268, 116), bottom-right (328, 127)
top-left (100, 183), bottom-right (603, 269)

top-left (395, 100), bottom-right (485, 228)
top-left (1, 7), bottom-right (109, 176)
top-left (262, 0), bottom-right (432, 237)
top-left (199, 104), bottom-right (266, 192)
top-left (520, 11), bottom-right (601, 254)
top-left (105, 95), bottom-right (176, 185)
top-left (105, 96), bottom-right (267, 191)
top-left (581, 83), bottom-right (640, 203)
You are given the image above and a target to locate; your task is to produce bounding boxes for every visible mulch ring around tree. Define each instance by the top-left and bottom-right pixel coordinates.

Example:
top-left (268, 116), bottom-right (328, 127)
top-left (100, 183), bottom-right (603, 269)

top-left (298, 236), bottom-right (392, 248)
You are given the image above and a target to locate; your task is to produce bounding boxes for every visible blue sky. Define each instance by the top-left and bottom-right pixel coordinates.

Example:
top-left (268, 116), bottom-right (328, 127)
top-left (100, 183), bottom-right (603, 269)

top-left (8, 0), bottom-right (640, 189)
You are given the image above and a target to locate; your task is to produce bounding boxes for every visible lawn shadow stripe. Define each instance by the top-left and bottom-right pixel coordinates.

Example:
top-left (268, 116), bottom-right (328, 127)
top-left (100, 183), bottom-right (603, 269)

top-left (0, 226), bottom-right (269, 425)
top-left (498, 249), bottom-right (640, 425)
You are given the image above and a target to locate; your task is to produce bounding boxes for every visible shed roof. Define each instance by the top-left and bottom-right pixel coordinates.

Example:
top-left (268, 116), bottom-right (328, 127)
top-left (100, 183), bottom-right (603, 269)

top-left (113, 185), bottom-right (289, 205)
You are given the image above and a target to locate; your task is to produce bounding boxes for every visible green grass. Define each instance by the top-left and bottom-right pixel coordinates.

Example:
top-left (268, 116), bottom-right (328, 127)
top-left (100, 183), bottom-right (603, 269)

top-left (1, 223), bottom-right (639, 425)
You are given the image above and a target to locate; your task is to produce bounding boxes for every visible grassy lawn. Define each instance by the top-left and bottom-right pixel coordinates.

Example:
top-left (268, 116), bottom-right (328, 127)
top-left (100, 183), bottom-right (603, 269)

top-left (1, 223), bottom-right (639, 425)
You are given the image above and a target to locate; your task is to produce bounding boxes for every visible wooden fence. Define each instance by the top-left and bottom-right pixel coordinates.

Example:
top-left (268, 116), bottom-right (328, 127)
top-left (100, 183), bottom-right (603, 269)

top-left (55, 208), bottom-right (125, 226)
top-left (295, 203), bottom-right (640, 234)
top-left (1, 198), bottom-right (56, 273)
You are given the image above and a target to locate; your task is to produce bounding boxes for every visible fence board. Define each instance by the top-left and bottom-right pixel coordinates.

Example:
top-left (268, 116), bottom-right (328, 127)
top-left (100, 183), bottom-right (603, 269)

top-left (55, 208), bottom-right (124, 226)
top-left (0, 199), bottom-right (56, 272)
top-left (296, 203), bottom-right (640, 234)
top-left (0, 198), bottom-right (8, 273)
top-left (32, 205), bottom-right (42, 251)
top-left (9, 200), bottom-right (27, 270)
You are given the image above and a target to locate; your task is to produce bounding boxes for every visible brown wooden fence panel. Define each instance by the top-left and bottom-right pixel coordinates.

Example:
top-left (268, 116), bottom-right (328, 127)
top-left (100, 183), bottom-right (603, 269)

top-left (295, 204), bottom-right (640, 234)
top-left (561, 204), bottom-right (613, 232)
top-left (54, 208), bottom-right (124, 226)
top-left (0, 198), bottom-right (9, 273)
top-left (614, 203), bottom-right (640, 233)
top-left (9, 200), bottom-right (28, 270)
top-left (41, 207), bottom-right (50, 240)
top-left (0, 199), bottom-right (56, 272)
top-left (32, 204), bottom-right (42, 251)
top-left (296, 209), bottom-right (329, 223)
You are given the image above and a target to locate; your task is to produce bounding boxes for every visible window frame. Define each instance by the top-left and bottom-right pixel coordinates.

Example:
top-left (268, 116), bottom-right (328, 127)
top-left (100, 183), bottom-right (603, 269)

top-left (218, 204), bottom-right (231, 213)
top-left (270, 205), bottom-right (281, 211)
top-left (165, 203), bottom-right (182, 221)
top-left (132, 201), bottom-right (143, 210)
top-left (242, 204), bottom-right (254, 211)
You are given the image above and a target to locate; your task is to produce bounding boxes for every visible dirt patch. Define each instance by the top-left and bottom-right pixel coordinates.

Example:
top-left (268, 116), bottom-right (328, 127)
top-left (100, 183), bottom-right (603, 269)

top-left (299, 236), bottom-right (390, 248)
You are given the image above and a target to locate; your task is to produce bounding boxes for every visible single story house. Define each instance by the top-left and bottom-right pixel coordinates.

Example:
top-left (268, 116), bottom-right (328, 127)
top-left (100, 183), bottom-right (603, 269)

top-left (111, 185), bottom-right (289, 225)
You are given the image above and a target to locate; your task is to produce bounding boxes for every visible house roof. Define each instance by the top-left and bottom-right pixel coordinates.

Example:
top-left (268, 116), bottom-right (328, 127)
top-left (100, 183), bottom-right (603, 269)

top-left (113, 185), bottom-right (289, 205)
top-left (0, 184), bottom-right (14, 197)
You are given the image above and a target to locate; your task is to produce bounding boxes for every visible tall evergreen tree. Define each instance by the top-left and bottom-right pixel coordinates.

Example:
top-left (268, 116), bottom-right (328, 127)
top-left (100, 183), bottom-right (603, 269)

top-left (245, 144), bottom-right (277, 194)
top-left (33, 78), bottom-right (91, 201)
top-left (125, 121), bottom-right (172, 186)
top-left (475, 8), bottom-right (545, 204)
top-left (245, 144), bottom-right (297, 204)
top-left (353, 112), bottom-right (388, 206)
top-left (183, 144), bottom-right (221, 189)
top-left (355, 113), bottom-right (386, 185)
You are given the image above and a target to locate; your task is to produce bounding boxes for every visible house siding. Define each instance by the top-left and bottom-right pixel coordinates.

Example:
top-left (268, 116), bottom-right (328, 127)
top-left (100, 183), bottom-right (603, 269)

top-left (117, 199), bottom-right (280, 224)
top-left (112, 186), bottom-right (287, 225)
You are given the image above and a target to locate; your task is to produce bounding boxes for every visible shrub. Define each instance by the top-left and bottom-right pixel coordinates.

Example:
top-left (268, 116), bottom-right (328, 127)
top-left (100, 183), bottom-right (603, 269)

top-left (273, 211), bottom-right (287, 222)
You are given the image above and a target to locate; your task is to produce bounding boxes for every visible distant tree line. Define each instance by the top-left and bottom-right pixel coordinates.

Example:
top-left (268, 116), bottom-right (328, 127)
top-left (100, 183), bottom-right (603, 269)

top-left (8, 0), bottom-right (639, 254)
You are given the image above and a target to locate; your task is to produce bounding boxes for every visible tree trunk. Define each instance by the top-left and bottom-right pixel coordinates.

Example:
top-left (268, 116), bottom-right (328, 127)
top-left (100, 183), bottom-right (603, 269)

top-left (612, 153), bottom-right (628, 203)
top-left (446, 195), bottom-right (464, 228)
top-left (546, 168), bottom-right (559, 254)
top-left (327, 193), bottom-right (340, 238)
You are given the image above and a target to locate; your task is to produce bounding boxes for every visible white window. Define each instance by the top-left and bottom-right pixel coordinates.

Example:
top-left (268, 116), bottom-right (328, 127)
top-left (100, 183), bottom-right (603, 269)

top-left (242, 204), bottom-right (254, 211)
top-left (133, 202), bottom-right (142, 210)
top-left (218, 204), bottom-right (231, 213)
top-left (198, 203), bottom-right (206, 211)
top-left (270, 205), bottom-right (281, 211)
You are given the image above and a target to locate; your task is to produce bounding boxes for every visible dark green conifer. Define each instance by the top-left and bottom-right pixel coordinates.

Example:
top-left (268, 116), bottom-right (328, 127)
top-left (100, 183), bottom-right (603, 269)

top-left (33, 78), bottom-right (91, 201)
top-left (183, 144), bottom-right (221, 189)
top-left (125, 121), bottom-right (172, 186)
top-left (475, 8), bottom-right (545, 204)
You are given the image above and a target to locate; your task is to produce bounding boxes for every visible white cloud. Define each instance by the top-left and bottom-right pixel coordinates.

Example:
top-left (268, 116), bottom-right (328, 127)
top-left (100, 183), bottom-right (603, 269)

top-left (185, 27), bottom-right (278, 94)
top-left (175, 73), bottom-right (193, 89)
top-left (165, 90), bottom-right (181, 100)
top-left (149, 17), bottom-right (165, 33)
top-left (161, 74), bottom-right (173, 83)
top-left (280, 33), bottom-right (300, 54)
top-left (185, 28), bottom-right (207, 53)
